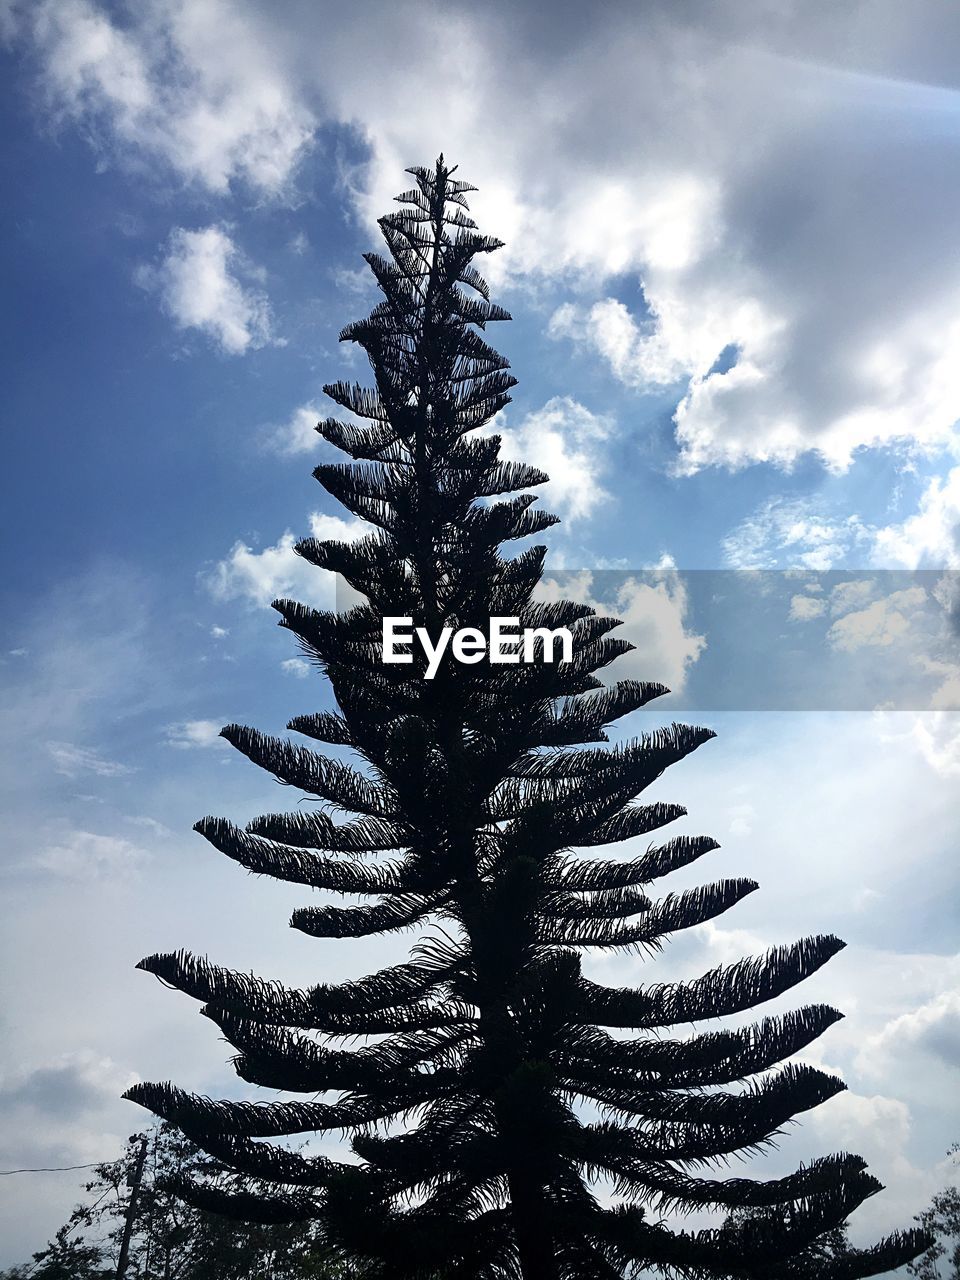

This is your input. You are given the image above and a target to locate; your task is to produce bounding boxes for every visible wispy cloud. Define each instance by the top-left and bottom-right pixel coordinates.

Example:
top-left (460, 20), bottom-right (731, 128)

top-left (46, 741), bottom-right (134, 779)
top-left (34, 829), bottom-right (147, 879)
top-left (723, 497), bottom-right (873, 570)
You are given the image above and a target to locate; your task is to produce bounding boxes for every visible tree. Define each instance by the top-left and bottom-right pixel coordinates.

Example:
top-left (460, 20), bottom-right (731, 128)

top-left (909, 1145), bottom-right (960, 1280)
top-left (719, 1209), bottom-right (858, 1278)
top-left (1, 1228), bottom-right (107, 1280)
top-left (0, 1126), bottom-right (352, 1280)
top-left (123, 157), bottom-right (929, 1279)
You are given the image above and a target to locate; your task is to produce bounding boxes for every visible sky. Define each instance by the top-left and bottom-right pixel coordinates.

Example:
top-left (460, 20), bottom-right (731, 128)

top-left (1, 0), bottom-right (959, 1266)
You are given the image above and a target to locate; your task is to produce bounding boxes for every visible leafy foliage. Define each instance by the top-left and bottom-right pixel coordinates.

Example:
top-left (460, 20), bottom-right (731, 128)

top-left (909, 1145), bottom-right (960, 1280)
top-left (124, 158), bottom-right (929, 1279)
top-left (0, 1126), bottom-right (352, 1280)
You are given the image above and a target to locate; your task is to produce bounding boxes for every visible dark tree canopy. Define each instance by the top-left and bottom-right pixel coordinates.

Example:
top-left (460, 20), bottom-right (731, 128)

top-left (125, 158), bottom-right (929, 1280)
top-left (0, 1125), bottom-right (355, 1280)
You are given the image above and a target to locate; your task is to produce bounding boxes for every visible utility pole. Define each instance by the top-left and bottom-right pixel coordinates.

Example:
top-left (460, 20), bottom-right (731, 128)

top-left (115, 1134), bottom-right (148, 1280)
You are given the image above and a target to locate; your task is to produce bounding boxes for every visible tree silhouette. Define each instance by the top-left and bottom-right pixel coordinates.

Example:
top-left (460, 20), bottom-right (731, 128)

top-left (0, 1125), bottom-right (357, 1280)
top-left (125, 158), bottom-right (929, 1279)
top-left (909, 1144), bottom-right (960, 1280)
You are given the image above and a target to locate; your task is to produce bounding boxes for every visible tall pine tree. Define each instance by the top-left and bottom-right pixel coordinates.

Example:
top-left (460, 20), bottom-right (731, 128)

top-left (126, 158), bottom-right (928, 1280)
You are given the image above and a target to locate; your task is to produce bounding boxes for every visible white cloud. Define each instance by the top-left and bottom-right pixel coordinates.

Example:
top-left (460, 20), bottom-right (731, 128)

top-left (123, 815), bottom-right (172, 838)
top-left (830, 579), bottom-right (877, 615)
top-left (867, 990), bottom-right (960, 1073)
top-left (918, 658), bottom-right (960, 712)
top-left (15, 2), bottom-right (960, 472)
top-left (331, 265), bottom-right (377, 298)
top-left (12, 1), bottom-right (960, 473)
top-left (726, 467), bottom-right (960, 578)
top-left (46, 741), bottom-right (134, 778)
top-left (537, 568), bottom-right (706, 696)
top-left (728, 801), bottom-right (756, 838)
top-left (613, 574), bottom-right (707, 694)
top-left (873, 466), bottom-right (960, 569)
top-left (271, 396), bottom-right (611, 518)
top-left (0, 567), bottom-right (152, 818)
top-left (321, 8), bottom-right (960, 474)
top-left (204, 511), bottom-right (364, 610)
top-left (209, 625), bottom-right (228, 638)
top-left (280, 657), bottom-right (310, 678)
top-left (723, 497), bottom-right (872, 570)
top-left (827, 586), bottom-right (928, 653)
top-left (163, 718), bottom-right (227, 750)
top-left (809, 1090), bottom-right (913, 1162)
top-left (137, 225), bottom-right (277, 355)
top-left (549, 283), bottom-right (776, 401)
top-left (34, 830), bottom-right (147, 879)
top-left (267, 401), bottom-right (324, 455)
top-left (901, 712), bottom-right (960, 777)
top-left (496, 397), bottom-right (612, 524)
top-left (21, 0), bottom-right (313, 194)
top-left (788, 593), bottom-right (826, 622)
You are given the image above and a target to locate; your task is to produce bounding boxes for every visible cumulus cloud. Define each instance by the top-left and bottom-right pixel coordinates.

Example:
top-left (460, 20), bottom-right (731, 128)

top-left (302, 4), bottom-right (960, 474)
top-left (809, 1090), bottom-right (913, 1161)
top-left (827, 586), bottom-right (928, 653)
top-left (13, 1), bottom-right (960, 472)
top-left (17, 0), bottom-right (314, 194)
top-left (829, 579), bottom-right (876, 615)
top-left (204, 511), bottom-right (364, 610)
top-left (789, 593), bottom-right (827, 622)
top-left (874, 466), bottom-right (960, 569)
top-left (537, 568), bottom-right (706, 696)
top-left (901, 712), bottom-right (960, 777)
top-left (136, 225), bottom-right (277, 355)
top-left (495, 397), bottom-right (612, 524)
top-left (868, 990), bottom-right (960, 1073)
top-left (268, 397), bottom-right (612, 520)
top-left (280, 657), bottom-right (310, 678)
top-left (266, 401), bottom-right (325, 454)
top-left (548, 283), bottom-right (774, 401)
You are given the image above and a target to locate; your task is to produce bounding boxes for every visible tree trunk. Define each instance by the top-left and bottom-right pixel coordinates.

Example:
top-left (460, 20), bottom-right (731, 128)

top-left (507, 1167), bottom-right (559, 1280)
top-left (115, 1135), bottom-right (148, 1280)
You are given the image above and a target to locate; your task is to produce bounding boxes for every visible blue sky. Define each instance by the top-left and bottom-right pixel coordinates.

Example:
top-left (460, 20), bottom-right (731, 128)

top-left (1, 0), bottom-right (959, 1265)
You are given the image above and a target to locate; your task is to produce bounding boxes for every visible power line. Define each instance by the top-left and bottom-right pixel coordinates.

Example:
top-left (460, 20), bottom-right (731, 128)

top-left (0, 1161), bottom-right (105, 1175)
